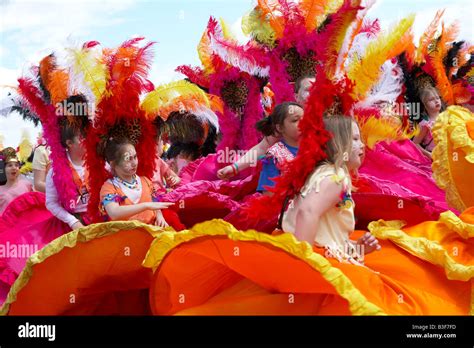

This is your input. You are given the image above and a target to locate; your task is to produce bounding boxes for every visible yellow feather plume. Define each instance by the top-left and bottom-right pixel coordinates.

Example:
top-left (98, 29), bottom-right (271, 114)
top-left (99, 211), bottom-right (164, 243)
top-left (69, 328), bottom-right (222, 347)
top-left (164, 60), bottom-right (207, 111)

top-left (356, 115), bottom-right (418, 150)
top-left (314, 0), bottom-right (344, 29)
top-left (197, 26), bottom-right (215, 74)
top-left (347, 14), bottom-right (415, 99)
top-left (219, 18), bottom-right (234, 40)
top-left (68, 46), bottom-right (108, 101)
top-left (241, 8), bottom-right (276, 47)
top-left (18, 130), bottom-right (33, 162)
top-left (141, 80), bottom-right (210, 120)
top-left (256, 0), bottom-right (285, 39)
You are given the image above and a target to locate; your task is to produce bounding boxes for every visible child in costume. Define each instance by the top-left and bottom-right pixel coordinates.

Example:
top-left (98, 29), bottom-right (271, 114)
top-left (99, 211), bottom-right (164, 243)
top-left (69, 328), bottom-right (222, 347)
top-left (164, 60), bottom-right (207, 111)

top-left (412, 86), bottom-right (444, 159)
top-left (217, 76), bottom-right (314, 180)
top-left (99, 137), bottom-right (174, 227)
top-left (45, 122), bottom-right (90, 230)
top-left (256, 102), bottom-right (302, 194)
top-left (153, 135), bottom-right (180, 194)
top-left (282, 115), bottom-right (379, 261)
top-left (0, 147), bottom-right (32, 214)
top-left (140, 81), bottom-right (473, 316)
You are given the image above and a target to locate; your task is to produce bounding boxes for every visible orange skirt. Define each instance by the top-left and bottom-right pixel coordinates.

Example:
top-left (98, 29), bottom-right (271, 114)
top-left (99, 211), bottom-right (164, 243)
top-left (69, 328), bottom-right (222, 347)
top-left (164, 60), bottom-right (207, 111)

top-left (144, 210), bottom-right (473, 315)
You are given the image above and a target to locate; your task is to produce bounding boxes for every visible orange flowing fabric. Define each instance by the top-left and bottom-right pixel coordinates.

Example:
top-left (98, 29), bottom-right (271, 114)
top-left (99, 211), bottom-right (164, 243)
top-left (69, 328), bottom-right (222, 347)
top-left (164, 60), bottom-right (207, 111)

top-left (145, 214), bottom-right (473, 315)
top-left (2, 222), bottom-right (158, 315)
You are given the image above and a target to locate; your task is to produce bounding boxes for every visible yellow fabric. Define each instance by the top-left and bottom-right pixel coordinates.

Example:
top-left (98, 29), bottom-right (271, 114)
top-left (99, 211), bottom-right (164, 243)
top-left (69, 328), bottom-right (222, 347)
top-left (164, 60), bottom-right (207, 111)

top-left (143, 219), bottom-right (386, 316)
top-left (439, 210), bottom-right (474, 239)
top-left (368, 220), bottom-right (474, 282)
top-left (281, 164), bottom-right (354, 249)
top-left (432, 106), bottom-right (474, 211)
top-left (356, 114), bottom-right (417, 150)
top-left (0, 221), bottom-right (172, 316)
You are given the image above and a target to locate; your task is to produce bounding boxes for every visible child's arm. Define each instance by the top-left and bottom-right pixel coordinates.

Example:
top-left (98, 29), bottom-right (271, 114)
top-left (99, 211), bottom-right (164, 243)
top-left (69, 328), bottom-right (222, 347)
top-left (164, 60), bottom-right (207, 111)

top-left (294, 177), bottom-right (342, 244)
top-left (412, 126), bottom-right (432, 159)
top-left (45, 171), bottom-right (83, 230)
top-left (165, 168), bottom-right (181, 187)
top-left (217, 135), bottom-right (279, 179)
top-left (155, 209), bottom-right (169, 228)
top-left (104, 201), bottom-right (174, 221)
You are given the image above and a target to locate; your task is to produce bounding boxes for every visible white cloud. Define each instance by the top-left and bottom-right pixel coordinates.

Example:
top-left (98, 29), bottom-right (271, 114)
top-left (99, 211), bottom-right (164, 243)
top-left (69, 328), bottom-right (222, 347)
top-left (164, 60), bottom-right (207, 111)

top-left (0, 0), bottom-right (137, 147)
top-left (0, 111), bottom-right (41, 149)
top-left (231, 16), bottom-right (250, 43)
top-left (1, 0), bottom-right (136, 71)
top-left (367, 0), bottom-right (473, 42)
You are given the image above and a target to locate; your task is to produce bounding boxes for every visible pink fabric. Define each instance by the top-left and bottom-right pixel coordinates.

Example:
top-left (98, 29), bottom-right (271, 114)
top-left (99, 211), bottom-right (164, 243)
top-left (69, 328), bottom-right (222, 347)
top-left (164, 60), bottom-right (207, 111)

top-left (267, 141), bottom-right (295, 170)
top-left (356, 140), bottom-right (454, 227)
top-left (178, 154), bottom-right (257, 185)
top-left (0, 192), bottom-right (70, 305)
top-left (158, 171), bottom-right (260, 228)
top-left (0, 179), bottom-right (32, 214)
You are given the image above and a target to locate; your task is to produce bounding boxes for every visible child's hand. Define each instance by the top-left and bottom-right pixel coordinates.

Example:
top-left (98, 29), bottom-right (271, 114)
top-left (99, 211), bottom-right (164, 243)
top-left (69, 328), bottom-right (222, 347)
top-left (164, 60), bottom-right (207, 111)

top-left (168, 175), bottom-right (181, 187)
top-left (155, 210), bottom-right (169, 228)
top-left (357, 232), bottom-right (381, 255)
top-left (71, 221), bottom-right (85, 230)
top-left (217, 165), bottom-right (235, 180)
top-left (146, 202), bottom-right (174, 210)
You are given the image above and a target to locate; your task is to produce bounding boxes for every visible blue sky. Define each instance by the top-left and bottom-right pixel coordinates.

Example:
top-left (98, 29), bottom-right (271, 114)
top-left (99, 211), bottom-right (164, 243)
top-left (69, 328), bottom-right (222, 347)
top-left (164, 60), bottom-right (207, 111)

top-left (0, 0), bottom-right (472, 147)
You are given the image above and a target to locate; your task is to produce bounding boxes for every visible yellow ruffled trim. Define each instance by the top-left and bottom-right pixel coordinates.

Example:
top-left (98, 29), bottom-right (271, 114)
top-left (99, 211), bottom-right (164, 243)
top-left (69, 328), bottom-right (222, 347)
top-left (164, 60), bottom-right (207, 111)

top-left (432, 106), bottom-right (474, 212)
top-left (368, 220), bottom-right (474, 282)
top-left (143, 219), bottom-right (386, 316)
top-left (0, 220), bottom-right (172, 316)
top-left (439, 210), bottom-right (474, 239)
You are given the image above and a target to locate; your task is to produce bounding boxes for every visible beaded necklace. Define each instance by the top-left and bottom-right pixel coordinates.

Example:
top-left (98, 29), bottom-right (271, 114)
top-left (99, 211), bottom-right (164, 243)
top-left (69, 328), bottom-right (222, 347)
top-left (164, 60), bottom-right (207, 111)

top-left (114, 175), bottom-right (139, 190)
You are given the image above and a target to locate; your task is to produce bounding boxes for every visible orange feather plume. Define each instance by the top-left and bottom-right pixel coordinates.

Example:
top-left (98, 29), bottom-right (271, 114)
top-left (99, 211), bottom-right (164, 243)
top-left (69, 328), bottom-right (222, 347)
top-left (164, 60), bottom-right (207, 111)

top-left (300, 0), bottom-right (326, 32)
top-left (257, 0), bottom-right (285, 39)
top-left (429, 22), bottom-right (460, 105)
top-left (416, 9), bottom-right (445, 64)
top-left (39, 54), bottom-right (55, 93)
top-left (48, 70), bottom-right (69, 105)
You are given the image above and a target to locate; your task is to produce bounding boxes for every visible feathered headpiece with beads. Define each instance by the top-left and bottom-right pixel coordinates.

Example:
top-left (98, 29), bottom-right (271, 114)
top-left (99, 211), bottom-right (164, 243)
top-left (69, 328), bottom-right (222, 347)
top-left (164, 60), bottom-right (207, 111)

top-left (177, 17), bottom-right (268, 152)
top-left (83, 37), bottom-right (157, 222)
top-left (8, 45), bottom-right (96, 210)
top-left (141, 79), bottom-right (221, 146)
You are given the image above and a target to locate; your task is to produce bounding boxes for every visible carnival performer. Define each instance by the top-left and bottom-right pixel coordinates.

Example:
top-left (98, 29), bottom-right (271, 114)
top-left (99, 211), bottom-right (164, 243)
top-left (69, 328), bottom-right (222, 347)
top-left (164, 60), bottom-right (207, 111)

top-left (99, 137), bottom-right (174, 227)
top-left (141, 71), bottom-right (473, 316)
top-left (281, 115), bottom-right (377, 255)
top-left (412, 86), bottom-right (444, 159)
top-left (0, 147), bottom-right (32, 214)
top-left (153, 134), bottom-right (180, 193)
top-left (217, 76), bottom-right (314, 180)
top-left (256, 102), bottom-right (302, 194)
top-left (45, 121), bottom-right (90, 230)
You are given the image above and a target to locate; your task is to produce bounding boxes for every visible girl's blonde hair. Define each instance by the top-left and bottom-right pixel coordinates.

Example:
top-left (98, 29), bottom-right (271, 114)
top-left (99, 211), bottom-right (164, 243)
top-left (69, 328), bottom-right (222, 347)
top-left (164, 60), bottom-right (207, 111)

top-left (419, 86), bottom-right (440, 106)
top-left (320, 115), bottom-right (353, 173)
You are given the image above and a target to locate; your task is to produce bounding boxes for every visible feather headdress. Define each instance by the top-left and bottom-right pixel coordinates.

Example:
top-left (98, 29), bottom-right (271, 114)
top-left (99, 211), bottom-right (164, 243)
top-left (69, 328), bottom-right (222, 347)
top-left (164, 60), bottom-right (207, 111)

top-left (84, 37), bottom-right (157, 221)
